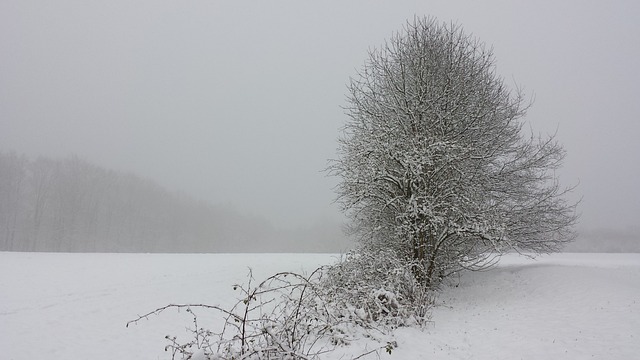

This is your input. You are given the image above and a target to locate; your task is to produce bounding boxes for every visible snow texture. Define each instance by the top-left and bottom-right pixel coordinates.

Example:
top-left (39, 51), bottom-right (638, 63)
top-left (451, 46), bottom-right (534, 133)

top-left (1, 252), bottom-right (638, 359)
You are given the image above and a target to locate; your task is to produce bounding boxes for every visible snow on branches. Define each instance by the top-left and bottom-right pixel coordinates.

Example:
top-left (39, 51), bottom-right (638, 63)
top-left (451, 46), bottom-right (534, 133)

top-left (330, 16), bottom-right (578, 287)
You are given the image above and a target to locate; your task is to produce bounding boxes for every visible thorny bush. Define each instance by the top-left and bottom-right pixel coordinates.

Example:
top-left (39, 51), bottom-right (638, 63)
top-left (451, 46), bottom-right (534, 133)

top-left (128, 250), bottom-right (432, 359)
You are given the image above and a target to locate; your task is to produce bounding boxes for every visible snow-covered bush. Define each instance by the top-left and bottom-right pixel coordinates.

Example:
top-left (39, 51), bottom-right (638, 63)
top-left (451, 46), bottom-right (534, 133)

top-left (317, 249), bottom-right (433, 329)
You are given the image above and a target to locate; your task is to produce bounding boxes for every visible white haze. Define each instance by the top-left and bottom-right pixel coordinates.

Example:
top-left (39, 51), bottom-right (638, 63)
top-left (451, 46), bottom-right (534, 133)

top-left (1, 1), bottom-right (639, 249)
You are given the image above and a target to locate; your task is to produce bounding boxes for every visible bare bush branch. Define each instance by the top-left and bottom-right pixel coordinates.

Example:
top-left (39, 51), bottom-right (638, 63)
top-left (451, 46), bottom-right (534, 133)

top-left (128, 267), bottom-right (409, 359)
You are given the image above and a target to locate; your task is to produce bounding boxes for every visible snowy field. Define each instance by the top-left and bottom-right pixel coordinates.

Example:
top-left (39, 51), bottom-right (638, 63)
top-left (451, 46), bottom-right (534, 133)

top-left (1, 252), bottom-right (638, 359)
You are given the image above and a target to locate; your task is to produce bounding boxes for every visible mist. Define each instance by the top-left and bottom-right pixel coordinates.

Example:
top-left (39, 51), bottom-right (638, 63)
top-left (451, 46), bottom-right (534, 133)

top-left (2, 1), bottom-right (639, 252)
top-left (0, 152), bottom-right (352, 252)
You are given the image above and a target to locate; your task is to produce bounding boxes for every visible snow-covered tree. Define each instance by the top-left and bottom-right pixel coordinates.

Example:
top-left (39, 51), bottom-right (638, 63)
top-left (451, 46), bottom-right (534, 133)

top-left (330, 17), bottom-right (578, 287)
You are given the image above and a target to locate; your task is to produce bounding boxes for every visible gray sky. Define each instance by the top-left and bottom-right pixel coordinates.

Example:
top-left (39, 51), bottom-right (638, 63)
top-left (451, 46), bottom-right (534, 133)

top-left (1, 0), bottom-right (639, 233)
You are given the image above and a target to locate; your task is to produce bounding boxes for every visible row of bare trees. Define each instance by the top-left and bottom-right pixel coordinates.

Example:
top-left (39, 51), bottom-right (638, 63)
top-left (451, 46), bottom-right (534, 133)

top-left (0, 152), bottom-right (295, 253)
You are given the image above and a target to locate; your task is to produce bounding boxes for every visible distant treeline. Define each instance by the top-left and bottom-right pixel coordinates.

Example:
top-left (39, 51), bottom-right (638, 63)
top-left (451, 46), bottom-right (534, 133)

top-left (564, 228), bottom-right (640, 253)
top-left (0, 152), bottom-right (349, 253)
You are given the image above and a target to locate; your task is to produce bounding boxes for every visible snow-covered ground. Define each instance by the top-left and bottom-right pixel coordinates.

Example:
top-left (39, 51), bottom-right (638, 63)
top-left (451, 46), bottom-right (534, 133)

top-left (1, 252), bottom-right (638, 359)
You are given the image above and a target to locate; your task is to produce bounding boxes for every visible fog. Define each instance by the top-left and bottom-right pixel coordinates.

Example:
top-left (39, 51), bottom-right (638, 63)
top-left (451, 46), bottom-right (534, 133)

top-left (2, 1), bottom-right (639, 251)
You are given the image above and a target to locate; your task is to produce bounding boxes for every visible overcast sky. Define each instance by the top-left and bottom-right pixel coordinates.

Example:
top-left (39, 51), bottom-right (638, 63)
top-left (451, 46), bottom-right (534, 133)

top-left (1, 0), bottom-right (639, 234)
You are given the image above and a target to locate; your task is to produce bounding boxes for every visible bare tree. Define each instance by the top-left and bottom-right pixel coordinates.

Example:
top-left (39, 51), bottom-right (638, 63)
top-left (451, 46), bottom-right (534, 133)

top-left (27, 157), bottom-right (56, 250)
top-left (330, 17), bottom-right (578, 287)
top-left (0, 152), bottom-right (27, 250)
